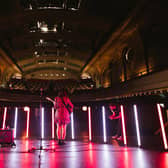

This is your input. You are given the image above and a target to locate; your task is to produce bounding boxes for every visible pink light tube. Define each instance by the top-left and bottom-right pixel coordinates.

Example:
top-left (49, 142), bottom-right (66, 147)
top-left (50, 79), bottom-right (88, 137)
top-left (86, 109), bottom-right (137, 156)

top-left (133, 105), bottom-right (141, 147)
top-left (102, 106), bottom-right (107, 143)
top-left (71, 112), bottom-right (75, 140)
top-left (120, 105), bottom-right (127, 145)
top-left (52, 107), bottom-right (55, 139)
top-left (24, 106), bottom-right (30, 138)
top-left (157, 104), bottom-right (168, 150)
top-left (2, 107), bottom-right (7, 129)
top-left (14, 107), bottom-right (18, 138)
top-left (88, 106), bottom-right (92, 141)
top-left (41, 107), bottom-right (44, 139)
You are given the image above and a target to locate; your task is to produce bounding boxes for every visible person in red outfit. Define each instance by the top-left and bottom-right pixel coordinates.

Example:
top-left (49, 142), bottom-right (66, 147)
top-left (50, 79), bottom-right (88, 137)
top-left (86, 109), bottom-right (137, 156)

top-left (109, 105), bottom-right (123, 141)
top-left (47, 89), bottom-right (73, 145)
top-left (54, 90), bottom-right (73, 144)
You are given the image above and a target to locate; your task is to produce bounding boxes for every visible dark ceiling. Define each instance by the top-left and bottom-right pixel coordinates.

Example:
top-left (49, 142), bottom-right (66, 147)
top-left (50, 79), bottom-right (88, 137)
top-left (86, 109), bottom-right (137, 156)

top-left (0, 0), bottom-right (137, 80)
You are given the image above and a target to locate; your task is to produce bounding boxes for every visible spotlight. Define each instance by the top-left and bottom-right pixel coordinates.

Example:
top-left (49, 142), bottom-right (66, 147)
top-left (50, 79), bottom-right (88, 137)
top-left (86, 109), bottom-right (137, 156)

top-left (82, 106), bottom-right (87, 111)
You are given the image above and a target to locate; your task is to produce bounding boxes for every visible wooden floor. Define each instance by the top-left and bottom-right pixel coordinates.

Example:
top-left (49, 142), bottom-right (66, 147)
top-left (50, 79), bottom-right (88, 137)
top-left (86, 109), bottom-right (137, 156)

top-left (0, 140), bottom-right (168, 168)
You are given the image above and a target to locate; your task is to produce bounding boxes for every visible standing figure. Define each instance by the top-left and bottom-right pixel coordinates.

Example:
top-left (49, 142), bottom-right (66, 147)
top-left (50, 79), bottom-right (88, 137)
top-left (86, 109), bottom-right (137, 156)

top-left (47, 89), bottom-right (73, 145)
top-left (54, 90), bottom-right (74, 145)
top-left (109, 105), bottom-right (122, 141)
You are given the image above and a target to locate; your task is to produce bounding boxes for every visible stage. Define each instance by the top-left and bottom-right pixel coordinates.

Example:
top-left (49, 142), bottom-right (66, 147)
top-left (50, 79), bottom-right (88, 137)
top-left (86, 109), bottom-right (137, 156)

top-left (0, 140), bottom-right (168, 168)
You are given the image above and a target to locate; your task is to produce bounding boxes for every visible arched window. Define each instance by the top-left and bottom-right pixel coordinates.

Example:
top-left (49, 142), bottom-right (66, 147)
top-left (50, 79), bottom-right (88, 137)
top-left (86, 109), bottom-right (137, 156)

top-left (122, 47), bottom-right (134, 81)
top-left (122, 47), bottom-right (134, 63)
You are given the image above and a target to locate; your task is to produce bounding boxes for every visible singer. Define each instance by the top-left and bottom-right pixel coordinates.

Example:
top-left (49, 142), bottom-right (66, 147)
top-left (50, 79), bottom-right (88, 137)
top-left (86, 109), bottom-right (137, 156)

top-left (47, 89), bottom-right (74, 145)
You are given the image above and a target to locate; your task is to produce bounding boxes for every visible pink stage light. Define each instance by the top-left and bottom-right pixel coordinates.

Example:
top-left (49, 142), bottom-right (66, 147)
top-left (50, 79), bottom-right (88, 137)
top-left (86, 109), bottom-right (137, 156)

top-left (41, 107), bottom-right (44, 139)
top-left (14, 107), bottom-right (18, 138)
top-left (52, 107), bottom-right (55, 139)
top-left (102, 106), bottom-right (107, 143)
top-left (157, 104), bottom-right (168, 150)
top-left (133, 105), bottom-right (141, 147)
top-left (88, 106), bottom-right (92, 141)
top-left (2, 107), bottom-right (7, 129)
top-left (120, 105), bottom-right (127, 145)
top-left (24, 106), bottom-right (30, 138)
top-left (71, 112), bottom-right (75, 140)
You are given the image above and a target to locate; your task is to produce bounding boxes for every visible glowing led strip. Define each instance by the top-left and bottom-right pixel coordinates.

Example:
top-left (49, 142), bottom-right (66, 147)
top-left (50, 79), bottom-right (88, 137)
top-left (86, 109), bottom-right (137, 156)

top-left (14, 107), bottom-right (18, 138)
top-left (88, 106), bottom-right (92, 141)
top-left (102, 106), bottom-right (107, 143)
top-left (2, 107), bottom-right (7, 129)
top-left (133, 105), bottom-right (141, 147)
top-left (120, 105), bottom-right (127, 145)
top-left (157, 104), bottom-right (168, 150)
top-left (71, 112), bottom-right (75, 140)
top-left (24, 106), bottom-right (30, 138)
top-left (52, 107), bottom-right (55, 139)
top-left (41, 107), bottom-right (44, 139)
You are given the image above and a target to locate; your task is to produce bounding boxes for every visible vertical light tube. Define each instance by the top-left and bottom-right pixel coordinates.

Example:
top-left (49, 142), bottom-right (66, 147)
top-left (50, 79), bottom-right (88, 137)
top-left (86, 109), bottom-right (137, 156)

top-left (133, 105), bottom-right (141, 147)
top-left (157, 104), bottom-right (168, 150)
top-left (41, 107), bottom-right (44, 139)
top-left (52, 107), bottom-right (55, 139)
top-left (120, 105), bottom-right (127, 145)
top-left (2, 107), bottom-right (7, 129)
top-left (102, 106), bottom-right (107, 143)
top-left (14, 107), bottom-right (18, 138)
top-left (88, 106), bottom-right (92, 141)
top-left (24, 106), bottom-right (30, 138)
top-left (71, 112), bottom-right (75, 140)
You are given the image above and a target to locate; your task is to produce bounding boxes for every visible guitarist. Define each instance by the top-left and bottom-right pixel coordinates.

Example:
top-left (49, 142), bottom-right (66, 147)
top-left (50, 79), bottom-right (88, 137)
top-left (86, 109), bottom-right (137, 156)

top-left (46, 89), bottom-right (73, 145)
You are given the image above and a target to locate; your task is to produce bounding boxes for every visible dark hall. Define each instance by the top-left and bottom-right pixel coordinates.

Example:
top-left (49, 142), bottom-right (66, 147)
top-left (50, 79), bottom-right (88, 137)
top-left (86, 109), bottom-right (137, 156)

top-left (0, 0), bottom-right (168, 168)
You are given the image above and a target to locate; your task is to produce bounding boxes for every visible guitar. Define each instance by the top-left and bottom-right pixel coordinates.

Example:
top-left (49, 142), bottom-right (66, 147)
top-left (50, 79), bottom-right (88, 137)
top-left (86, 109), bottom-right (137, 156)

top-left (46, 96), bottom-right (72, 114)
top-left (46, 97), bottom-right (55, 104)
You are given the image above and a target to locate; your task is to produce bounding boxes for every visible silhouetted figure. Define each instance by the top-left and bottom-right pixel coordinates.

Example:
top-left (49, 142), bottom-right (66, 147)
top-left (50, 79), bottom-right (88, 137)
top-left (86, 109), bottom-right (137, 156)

top-left (109, 105), bottom-right (122, 141)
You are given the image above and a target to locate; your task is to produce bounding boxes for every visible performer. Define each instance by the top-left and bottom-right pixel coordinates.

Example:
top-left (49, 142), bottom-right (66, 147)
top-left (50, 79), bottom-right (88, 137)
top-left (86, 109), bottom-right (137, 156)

top-left (46, 89), bottom-right (73, 145)
top-left (109, 105), bottom-right (122, 141)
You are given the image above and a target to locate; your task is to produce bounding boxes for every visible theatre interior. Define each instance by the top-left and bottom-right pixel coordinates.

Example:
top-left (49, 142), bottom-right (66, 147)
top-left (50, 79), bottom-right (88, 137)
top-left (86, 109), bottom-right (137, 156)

top-left (0, 0), bottom-right (168, 167)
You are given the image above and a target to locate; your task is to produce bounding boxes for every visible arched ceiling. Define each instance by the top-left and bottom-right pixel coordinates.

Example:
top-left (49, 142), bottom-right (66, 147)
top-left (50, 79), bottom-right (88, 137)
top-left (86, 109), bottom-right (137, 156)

top-left (0, 0), bottom-right (137, 80)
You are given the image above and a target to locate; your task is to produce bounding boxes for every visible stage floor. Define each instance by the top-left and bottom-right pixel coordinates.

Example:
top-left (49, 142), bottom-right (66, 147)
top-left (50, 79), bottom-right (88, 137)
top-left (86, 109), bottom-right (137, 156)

top-left (0, 140), bottom-right (168, 168)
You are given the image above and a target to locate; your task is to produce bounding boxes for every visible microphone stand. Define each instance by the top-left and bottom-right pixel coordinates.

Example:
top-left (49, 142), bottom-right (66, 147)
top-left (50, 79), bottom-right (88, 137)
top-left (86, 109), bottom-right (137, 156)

top-left (39, 88), bottom-right (43, 158)
top-left (28, 88), bottom-right (45, 159)
top-left (28, 88), bottom-right (57, 157)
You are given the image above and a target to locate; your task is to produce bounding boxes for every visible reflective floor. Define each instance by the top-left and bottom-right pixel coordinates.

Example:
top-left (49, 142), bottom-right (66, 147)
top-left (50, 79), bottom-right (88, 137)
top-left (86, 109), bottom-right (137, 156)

top-left (0, 140), bottom-right (168, 168)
